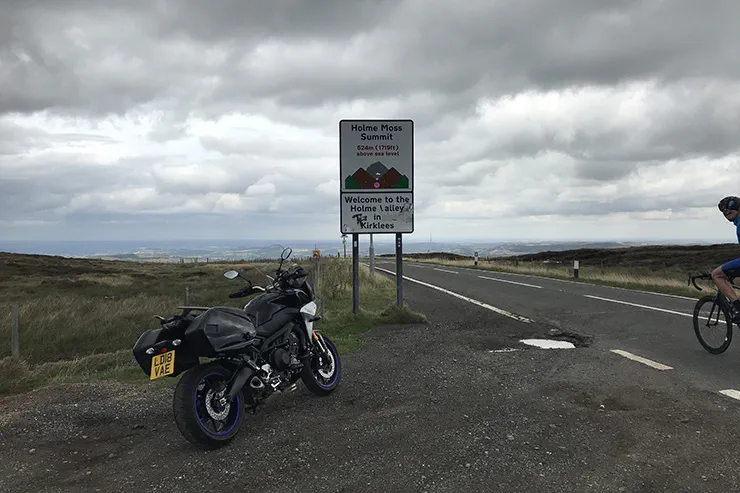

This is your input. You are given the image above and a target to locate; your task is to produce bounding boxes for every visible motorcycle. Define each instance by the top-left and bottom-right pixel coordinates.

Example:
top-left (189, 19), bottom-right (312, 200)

top-left (131, 247), bottom-right (341, 449)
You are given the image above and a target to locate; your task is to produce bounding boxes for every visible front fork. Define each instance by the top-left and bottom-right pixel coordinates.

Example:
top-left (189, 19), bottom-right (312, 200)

top-left (311, 330), bottom-right (330, 357)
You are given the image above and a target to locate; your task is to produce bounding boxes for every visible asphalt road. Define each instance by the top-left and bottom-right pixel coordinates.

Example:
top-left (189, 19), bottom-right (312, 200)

top-left (374, 259), bottom-right (740, 398)
top-left (2, 259), bottom-right (740, 492)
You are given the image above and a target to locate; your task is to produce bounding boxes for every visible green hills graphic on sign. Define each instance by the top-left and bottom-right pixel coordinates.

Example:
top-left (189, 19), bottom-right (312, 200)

top-left (345, 161), bottom-right (409, 190)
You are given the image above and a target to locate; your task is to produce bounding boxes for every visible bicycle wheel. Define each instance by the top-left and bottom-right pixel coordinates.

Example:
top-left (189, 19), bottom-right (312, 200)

top-left (693, 294), bottom-right (733, 354)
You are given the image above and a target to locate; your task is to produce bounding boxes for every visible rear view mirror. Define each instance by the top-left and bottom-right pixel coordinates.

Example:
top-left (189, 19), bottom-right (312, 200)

top-left (224, 270), bottom-right (240, 280)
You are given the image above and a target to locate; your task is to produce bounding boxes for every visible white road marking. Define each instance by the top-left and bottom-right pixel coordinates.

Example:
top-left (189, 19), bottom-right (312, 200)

top-left (584, 294), bottom-right (693, 318)
top-left (615, 287), bottom-right (697, 301)
top-left (478, 275), bottom-right (542, 289)
top-left (719, 389), bottom-right (740, 401)
top-left (374, 266), bottom-right (532, 323)
top-left (433, 268), bottom-right (459, 274)
top-left (610, 349), bottom-right (674, 371)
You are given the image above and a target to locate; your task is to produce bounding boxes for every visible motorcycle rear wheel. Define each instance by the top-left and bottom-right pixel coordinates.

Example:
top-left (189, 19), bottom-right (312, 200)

top-left (173, 362), bottom-right (245, 449)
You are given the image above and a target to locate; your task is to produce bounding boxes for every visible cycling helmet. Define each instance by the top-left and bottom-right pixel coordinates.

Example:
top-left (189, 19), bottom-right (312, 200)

top-left (719, 196), bottom-right (740, 212)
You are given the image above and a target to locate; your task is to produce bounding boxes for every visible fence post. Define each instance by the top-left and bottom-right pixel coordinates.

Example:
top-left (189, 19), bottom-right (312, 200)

top-left (11, 303), bottom-right (20, 359)
top-left (185, 287), bottom-right (190, 305)
top-left (573, 260), bottom-right (580, 279)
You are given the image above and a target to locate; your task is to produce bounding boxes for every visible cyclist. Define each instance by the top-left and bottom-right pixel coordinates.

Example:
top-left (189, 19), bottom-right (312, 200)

top-left (712, 195), bottom-right (740, 322)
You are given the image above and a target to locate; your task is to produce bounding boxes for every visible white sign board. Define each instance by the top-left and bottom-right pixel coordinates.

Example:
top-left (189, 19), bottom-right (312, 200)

top-left (339, 119), bottom-right (414, 234)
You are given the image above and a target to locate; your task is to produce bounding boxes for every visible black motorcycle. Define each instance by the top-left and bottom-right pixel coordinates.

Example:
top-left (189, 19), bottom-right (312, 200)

top-left (132, 247), bottom-right (341, 449)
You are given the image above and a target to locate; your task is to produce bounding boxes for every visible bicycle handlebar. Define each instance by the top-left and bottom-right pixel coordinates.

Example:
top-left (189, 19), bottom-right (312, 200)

top-left (688, 272), bottom-right (712, 291)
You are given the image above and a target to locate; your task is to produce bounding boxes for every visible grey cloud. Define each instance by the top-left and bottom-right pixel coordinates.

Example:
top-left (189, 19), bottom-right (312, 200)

top-left (198, 136), bottom-right (327, 161)
top-left (154, 0), bottom-right (395, 43)
top-left (572, 161), bottom-right (638, 182)
top-left (0, 147), bottom-right (339, 223)
top-left (458, 80), bottom-right (740, 174)
top-left (0, 155), bottom-right (148, 219)
top-left (3, 0), bottom-right (738, 119)
top-left (0, 120), bottom-right (115, 155)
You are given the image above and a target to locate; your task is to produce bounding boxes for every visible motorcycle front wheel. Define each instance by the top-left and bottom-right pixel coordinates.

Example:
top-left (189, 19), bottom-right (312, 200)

top-left (301, 334), bottom-right (341, 396)
top-left (173, 362), bottom-right (245, 449)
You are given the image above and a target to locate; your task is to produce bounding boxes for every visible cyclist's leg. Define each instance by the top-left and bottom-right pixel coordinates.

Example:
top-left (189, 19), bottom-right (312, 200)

top-left (714, 258), bottom-right (740, 320)
top-left (720, 258), bottom-right (740, 296)
top-left (712, 262), bottom-right (738, 300)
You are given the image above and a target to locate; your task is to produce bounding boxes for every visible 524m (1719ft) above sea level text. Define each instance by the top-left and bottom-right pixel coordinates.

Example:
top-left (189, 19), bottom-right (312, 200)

top-left (356, 145), bottom-right (399, 151)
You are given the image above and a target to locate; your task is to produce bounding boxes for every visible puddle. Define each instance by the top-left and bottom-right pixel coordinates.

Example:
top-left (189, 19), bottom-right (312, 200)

top-left (519, 338), bottom-right (576, 349)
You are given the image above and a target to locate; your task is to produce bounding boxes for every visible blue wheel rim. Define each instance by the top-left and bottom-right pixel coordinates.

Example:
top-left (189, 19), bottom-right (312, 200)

top-left (314, 342), bottom-right (340, 389)
top-left (193, 371), bottom-right (241, 436)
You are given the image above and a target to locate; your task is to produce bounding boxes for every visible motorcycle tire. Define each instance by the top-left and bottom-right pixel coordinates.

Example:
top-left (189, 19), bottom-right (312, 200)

top-left (301, 334), bottom-right (341, 396)
top-left (173, 361), bottom-right (246, 449)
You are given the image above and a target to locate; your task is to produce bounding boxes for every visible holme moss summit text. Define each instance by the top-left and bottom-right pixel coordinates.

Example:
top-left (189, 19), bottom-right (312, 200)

top-left (350, 122), bottom-right (405, 141)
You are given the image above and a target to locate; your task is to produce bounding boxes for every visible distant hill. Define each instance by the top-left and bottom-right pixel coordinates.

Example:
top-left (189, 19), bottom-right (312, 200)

top-left (496, 243), bottom-right (740, 271)
top-left (397, 243), bottom-right (740, 273)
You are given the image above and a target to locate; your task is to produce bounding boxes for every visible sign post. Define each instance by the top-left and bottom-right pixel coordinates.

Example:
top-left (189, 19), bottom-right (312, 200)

top-left (340, 119), bottom-right (414, 312)
top-left (369, 233), bottom-right (375, 277)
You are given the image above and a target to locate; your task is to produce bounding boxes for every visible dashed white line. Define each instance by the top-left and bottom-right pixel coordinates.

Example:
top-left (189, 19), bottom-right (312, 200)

top-left (610, 349), bottom-right (674, 371)
top-left (478, 275), bottom-right (542, 289)
top-left (433, 268), bottom-right (459, 274)
top-left (719, 389), bottom-right (740, 402)
top-left (374, 266), bottom-right (532, 324)
top-left (584, 294), bottom-right (693, 318)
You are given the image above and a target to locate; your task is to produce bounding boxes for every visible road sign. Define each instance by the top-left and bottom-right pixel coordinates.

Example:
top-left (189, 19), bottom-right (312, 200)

top-left (339, 119), bottom-right (414, 234)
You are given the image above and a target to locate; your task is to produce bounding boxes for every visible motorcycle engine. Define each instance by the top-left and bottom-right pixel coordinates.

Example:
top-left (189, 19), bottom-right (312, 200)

top-left (271, 331), bottom-right (301, 371)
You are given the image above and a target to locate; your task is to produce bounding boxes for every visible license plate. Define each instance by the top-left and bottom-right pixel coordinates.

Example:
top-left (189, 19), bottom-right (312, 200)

top-left (150, 349), bottom-right (175, 380)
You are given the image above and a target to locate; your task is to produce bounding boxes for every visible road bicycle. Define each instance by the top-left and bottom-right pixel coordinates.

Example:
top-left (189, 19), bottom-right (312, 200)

top-left (688, 272), bottom-right (739, 354)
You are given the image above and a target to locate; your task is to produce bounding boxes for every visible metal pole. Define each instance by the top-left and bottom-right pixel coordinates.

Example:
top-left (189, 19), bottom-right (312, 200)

top-left (396, 233), bottom-right (403, 306)
top-left (369, 233), bottom-right (375, 277)
top-left (11, 303), bottom-right (20, 359)
top-left (352, 233), bottom-right (359, 314)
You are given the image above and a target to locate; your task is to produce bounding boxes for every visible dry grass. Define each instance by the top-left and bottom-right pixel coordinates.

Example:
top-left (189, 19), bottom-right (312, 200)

top-left (0, 253), bottom-right (425, 395)
top-left (307, 257), bottom-right (423, 352)
top-left (0, 350), bottom-right (143, 395)
top-left (407, 256), bottom-right (719, 297)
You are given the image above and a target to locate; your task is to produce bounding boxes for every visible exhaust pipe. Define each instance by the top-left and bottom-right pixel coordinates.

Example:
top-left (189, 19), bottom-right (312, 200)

top-left (226, 367), bottom-right (256, 401)
top-left (249, 375), bottom-right (265, 390)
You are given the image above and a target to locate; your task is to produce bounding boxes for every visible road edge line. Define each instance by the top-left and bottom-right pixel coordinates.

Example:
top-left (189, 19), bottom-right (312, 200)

top-left (374, 266), bottom-right (533, 324)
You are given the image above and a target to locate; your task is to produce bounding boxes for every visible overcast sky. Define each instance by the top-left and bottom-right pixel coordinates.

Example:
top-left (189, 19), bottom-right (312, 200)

top-left (2, 0), bottom-right (739, 244)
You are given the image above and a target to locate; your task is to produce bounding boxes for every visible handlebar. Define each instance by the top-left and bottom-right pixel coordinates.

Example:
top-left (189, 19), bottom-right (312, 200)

top-left (688, 272), bottom-right (712, 291)
top-left (687, 271), bottom-right (739, 291)
top-left (228, 284), bottom-right (269, 298)
top-left (228, 286), bottom-right (253, 298)
top-left (226, 264), bottom-right (306, 299)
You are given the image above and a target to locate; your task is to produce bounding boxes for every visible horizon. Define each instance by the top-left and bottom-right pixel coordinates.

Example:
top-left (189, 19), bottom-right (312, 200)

top-left (1, 236), bottom-right (734, 260)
